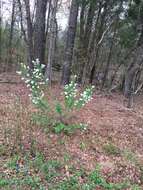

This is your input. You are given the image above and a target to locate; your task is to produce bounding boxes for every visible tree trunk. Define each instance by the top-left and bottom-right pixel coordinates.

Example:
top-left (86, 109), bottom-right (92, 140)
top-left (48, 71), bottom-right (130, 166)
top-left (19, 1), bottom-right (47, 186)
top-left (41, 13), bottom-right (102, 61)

top-left (77, 0), bottom-right (96, 84)
top-left (24, 0), bottom-right (34, 69)
top-left (76, 1), bottom-right (86, 83)
top-left (124, 2), bottom-right (143, 107)
top-left (45, 0), bottom-right (58, 84)
top-left (46, 0), bottom-right (52, 38)
top-left (17, 0), bottom-right (27, 43)
top-left (8, 0), bottom-right (16, 70)
top-left (124, 66), bottom-right (139, 108)
top-left (61, 0), bottom-right (79, 85)
top-left (33, 0), bottom-right (48, 66)
top-left (102, 0), bottom-right (123, 88)
top-left (89, 0), bottom-right (109, 84)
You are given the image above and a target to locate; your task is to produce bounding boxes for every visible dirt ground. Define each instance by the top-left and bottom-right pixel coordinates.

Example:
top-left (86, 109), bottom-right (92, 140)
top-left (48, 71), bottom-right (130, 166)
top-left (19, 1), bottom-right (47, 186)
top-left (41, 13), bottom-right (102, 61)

top-left (0, 73), bottom-right (143, 189)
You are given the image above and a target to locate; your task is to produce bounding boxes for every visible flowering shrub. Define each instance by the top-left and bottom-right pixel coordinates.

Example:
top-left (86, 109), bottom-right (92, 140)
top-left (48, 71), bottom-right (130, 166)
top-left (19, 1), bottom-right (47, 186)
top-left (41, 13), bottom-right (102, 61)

top-left (64, 78), bottom-right (78, 110)
top-left (64, 76), bottom-right (94, 110)
top-left (17, 59), bottom-right (49, 110)
top-left (17, 60), bottom-right (94, 134)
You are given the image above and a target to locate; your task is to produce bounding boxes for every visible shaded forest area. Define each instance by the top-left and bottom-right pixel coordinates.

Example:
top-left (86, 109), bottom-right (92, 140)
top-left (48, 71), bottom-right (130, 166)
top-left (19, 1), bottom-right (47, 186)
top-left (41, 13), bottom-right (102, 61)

top-left (1, 0), bottom-right (143, 102)
top-left (0, 0), bottom-right (143, 189)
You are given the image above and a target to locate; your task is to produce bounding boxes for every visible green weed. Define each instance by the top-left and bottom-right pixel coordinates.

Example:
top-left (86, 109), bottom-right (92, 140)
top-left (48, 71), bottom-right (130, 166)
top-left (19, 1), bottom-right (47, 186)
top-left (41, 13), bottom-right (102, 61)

top-left (1, 153), bottom-right (142, 190)
top-left (103, 143), bottom-right (121, 156)
top-left (123, 149), bottom-right (138, 164)
top-left (42, 160), bottom-right (61, 182)
top-left (54, 123), bottom-right (87, 134)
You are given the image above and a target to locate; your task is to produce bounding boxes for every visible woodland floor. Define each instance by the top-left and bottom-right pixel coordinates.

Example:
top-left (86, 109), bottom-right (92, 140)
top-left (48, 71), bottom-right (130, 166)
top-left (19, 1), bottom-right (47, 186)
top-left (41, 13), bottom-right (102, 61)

top-left (0, 73), bottom-right (143, 190)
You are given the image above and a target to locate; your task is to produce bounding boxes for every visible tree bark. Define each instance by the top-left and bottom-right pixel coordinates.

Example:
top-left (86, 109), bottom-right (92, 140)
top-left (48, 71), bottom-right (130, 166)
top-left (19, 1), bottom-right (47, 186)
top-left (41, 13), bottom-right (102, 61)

top-left (33, 0), bottom-right (48, 66)
top-left (17, 0), bottom-right (27, 43)
top-left (45, 0), bottom-right (58, 84)
top-left (61, 0), bottom-right (79, 85)
top-left (102, 0), bottom-right (123, 88)
top-left (8, 0), bottom-right (16, 69)
top-left (124, 66), bottom-right (139, 108)
top-left (46, 0), bottom-right (52, 38)
top-left (24, 0), bottom-right (34, 69)
top-left (124, 2), bottom-right (143, 107)
top-left (77, 0), bottom-right (96, 84)
top-left (89, 0), bottom-right (109, 84)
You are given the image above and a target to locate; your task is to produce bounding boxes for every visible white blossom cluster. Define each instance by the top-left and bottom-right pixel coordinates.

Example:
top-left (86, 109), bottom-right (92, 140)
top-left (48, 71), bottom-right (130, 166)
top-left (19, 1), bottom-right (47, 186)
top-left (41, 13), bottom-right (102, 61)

top-left (63, 76), bottom-right (78, 110)
top-left (63, 76), bottom-right (94, 110)
top-left (64, 80), bottom-right (78, 98)
top-left (16, 59), bottom-right (48, 106)
top-left (74, 86), bottom-right (94, 108)
top-left (80, 86), bottom-right (94, 102)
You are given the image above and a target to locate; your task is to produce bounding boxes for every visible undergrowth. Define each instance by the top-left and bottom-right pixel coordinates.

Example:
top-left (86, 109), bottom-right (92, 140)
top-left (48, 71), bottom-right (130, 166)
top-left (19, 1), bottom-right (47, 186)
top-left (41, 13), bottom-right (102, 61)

top-left (0, 153), bottom-right (141, 190)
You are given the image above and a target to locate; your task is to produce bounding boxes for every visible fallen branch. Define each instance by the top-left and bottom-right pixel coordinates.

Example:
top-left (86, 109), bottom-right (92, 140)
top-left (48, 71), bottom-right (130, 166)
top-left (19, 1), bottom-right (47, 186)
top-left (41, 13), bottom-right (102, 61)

top-left (134, 83), bottom-right (143, 94)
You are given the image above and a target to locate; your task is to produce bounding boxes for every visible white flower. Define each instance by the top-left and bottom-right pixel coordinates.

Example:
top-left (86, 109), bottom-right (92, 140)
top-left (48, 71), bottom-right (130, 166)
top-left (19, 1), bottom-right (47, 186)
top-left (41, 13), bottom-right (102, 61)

top-left (22, 64), bottom-right (26, 69)
top-left (41, 64), bottom-right (45, 69)
top-left (25, 79), bottom-right (30, 83)
top-left (32, 99), bottom-right (38, 104)
top-left (34, 59), bottom-right (40, 66)
top-left (27, 84), bottom-right (30, 87)
top-left (20, 62), bottom-right (24, 66)
top-left (16, 71), bottom-right (21, 75)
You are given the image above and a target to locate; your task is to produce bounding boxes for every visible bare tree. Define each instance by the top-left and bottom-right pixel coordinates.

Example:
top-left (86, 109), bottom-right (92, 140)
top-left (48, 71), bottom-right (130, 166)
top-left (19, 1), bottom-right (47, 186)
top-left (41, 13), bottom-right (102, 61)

top-left (89, 0), bottom-right (109, 84)
top-left (77, 0), bottom-right (96, 84)
top-left (17, 0), bottom-right (27, 43)
top-left (61, 0), bottom-right (79, 85)
top-left (124, 2), bottom-right (143, 107)
top-left (24, 0), bottom-right (34, 69)
top-left (102, 0), bottom-right (123, 88)
top-left (7, 0), bottom-right (16, 69)
top-left (46, 0), bottom-right (52, 38)
top-left (45, 0), bottom-right (58, 84)
top-left (33, 0), bottom-right (48, 65)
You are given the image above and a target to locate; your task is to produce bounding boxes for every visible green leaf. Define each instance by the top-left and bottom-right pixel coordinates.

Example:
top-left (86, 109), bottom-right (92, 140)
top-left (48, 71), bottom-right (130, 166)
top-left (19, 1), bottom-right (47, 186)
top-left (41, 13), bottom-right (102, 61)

top-left (54, 123), bottom-right (66, 134)
top-left (55, 103), bottom-right (62, 115)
